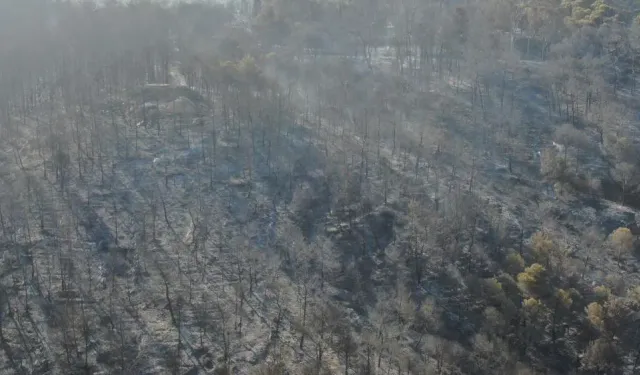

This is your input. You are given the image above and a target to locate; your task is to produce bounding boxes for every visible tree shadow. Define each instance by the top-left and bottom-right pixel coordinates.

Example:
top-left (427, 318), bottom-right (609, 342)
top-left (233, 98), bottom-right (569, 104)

top-left (0, 336), bottom-right (28, 375)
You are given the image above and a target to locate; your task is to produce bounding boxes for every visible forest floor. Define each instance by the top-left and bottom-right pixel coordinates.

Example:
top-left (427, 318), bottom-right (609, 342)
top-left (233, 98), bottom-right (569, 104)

top-left (1, 42), bottom-right (640, 374)
top-left (282, 49), bottom-right (640, 308)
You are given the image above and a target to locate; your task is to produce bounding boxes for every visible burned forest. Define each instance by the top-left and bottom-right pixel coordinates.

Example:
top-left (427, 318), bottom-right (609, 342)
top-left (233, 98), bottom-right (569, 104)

top-left (2, 0), bottom-right (640, 374)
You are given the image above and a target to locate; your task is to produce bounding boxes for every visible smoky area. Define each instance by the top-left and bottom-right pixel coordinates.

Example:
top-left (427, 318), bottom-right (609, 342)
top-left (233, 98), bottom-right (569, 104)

top-left (1, 0), bottom-right (640, 374)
